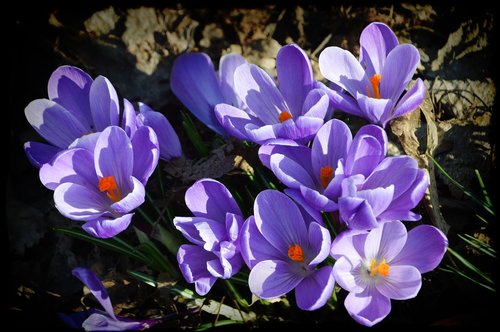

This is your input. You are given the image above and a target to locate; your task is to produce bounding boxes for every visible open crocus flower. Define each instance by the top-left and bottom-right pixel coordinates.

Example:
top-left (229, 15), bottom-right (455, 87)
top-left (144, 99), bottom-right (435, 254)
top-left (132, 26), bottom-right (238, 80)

top-left (259, 119), bottom-right (428, 230)
top-left (215, 44), bottom-right (330, 145)
top-left (170, 52), bottom-right (247, 136)
top-left (319, 22), bottom-right (426, 127)
top-left (25, 65), bottom-right (180, 168)
top-left (174, 179), bottom-right (245, 296)
top-left (240, 190), bottom-right (334, 311)
top-left (39, 126), bottom-right (159, 238)
top-left (331, 221), bottom-right (448, 326)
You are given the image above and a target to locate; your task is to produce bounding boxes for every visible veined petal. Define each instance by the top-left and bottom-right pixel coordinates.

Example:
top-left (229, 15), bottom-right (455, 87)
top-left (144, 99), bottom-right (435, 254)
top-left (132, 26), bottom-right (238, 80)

top-left (356, 186), bottom-right (394, 217)
top-left (284, 188), bottom-right (323, 226)
top-left (131, 126), bottom-right (159, 185)
top-left (364, 220), bottom-right (407, 262)
top-left (110, 177), bottom-right (145, 214)
top-left (295, 266), bottom-right (335, 310)
top-left (307, 221), bottom-right (331, 265)
top-left (291, 116), bottom-right (324, 142)
top-left (322, 86), bottom-right (364, 117)
top-left (258, 140), bottom-right (311, 173)
top-left (354, 124), bottom-right (388, 157)
top-left (344, 288), bottom-right (391, 327)
top-left (355, 93), bottom-right (393, 127)
top-left (89, 76), bottom-right (120, 131)
top-left (270, 153), bottom-right (316, 189)
top-left (24, 141), bottom-right (61, 168)
top-left (68, 132), bottom-right (100, 152)
top-left (302, 89), bottom-right (330, 120)
top-left (299, 185), bottom-right (337, 212)
top-left (344, 130), bottom-right (384, 177)
top-left (249, 260), bottom-right (303, 299)
top-left (215, 103), bottom-right (262, 141)
top-left (54, 182), bottom-right (107, 220)
top-left (121, 98), bottom-right (138, 137)
top-left (173, 216), bottom-right (226, 251)
top-left (82, 213), bottom-right (134, 238)
top-left (332, 256), bottom-right (364, 293)
top-left (330, 228), bottom-right (367, 260)
top-left (177, 244), bottom-right (217, 296)
top-left (245, 122), bottom-right (280, 144)
top-left (338, 197), bottom-right (378, 230)
top-left (376, 265), bottom-right (421, 300)
top-left (359, 22), bottom-right (399, 76)
top-left (392, 78), bottom-right (426, 119)
top-left (219, 53), bottom-right (247, 108)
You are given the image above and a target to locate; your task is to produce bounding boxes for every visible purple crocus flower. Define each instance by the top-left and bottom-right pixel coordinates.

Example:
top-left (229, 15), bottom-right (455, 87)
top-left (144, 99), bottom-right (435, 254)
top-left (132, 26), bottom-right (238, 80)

top-left (215, 44), bottom-right (330, 144)
top-left (259, 119), bottom-right (428, 230)
top-left (170, 52), bottom-right (247, 135)
top-left (331, 220), bottom-right (448, 326)
top-left (68, 267), bottom-right (161, 331)
top-left (319, 22), bottom-right (426, 127)
top-left (39, 125), bottom-right (159, 238)
top-left (240, 190), bottom-right (334, 310)
top-left (25, 65), bottom-right (180, 168)
top-left (174, 179), bottom-right (245, 295)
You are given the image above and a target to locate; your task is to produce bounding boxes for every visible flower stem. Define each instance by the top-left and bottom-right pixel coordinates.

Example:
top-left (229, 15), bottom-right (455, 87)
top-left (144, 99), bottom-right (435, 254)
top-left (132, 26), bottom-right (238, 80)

top-left (223, 279), bottom-right (248, 309)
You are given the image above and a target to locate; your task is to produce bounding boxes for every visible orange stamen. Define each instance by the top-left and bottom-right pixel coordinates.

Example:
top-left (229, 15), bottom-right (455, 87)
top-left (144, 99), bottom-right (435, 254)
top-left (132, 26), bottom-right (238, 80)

top-left (369, 74), bottom-right (382, 99)
top-left (278, 111), bottom-right (293, 123)
top-left (288, 244), bottom-right (305, 262)
top-left (98, 176), bottom-right (123, 202)
top-left (320, 166), bottom-right (334, 189)
top-left (370, 258), bottom-right (390, 277)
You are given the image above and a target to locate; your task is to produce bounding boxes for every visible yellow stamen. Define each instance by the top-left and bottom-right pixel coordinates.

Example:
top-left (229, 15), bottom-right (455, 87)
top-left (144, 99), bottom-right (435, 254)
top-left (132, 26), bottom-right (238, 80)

top-left (370, 258), bottom-right (390, 277)
top-left (278, 111), bottom-right (293, 123)
top-left (288, 244), bottom-right (305, 262)
top-left (369, 74), bottom-right (382, 99)
top-left (98, 176), bottom-right (123, 202)
top-left (320, 166), bottom-right (334, 189)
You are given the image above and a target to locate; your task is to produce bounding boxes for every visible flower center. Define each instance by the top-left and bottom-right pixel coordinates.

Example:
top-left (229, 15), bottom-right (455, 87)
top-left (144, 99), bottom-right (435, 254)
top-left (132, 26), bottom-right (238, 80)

top-left (288, 244), bottom-right (305, 262)
top-left (370, 258), bottom-right (390, 277)
top-left (366, 74), bottom-right (382, 99)
top-left (98, 176), bottom-right (123, 202)
top-left (278, 111), bottom-right (293, 123)
top-left (320, 166), bottom-right (334, 189)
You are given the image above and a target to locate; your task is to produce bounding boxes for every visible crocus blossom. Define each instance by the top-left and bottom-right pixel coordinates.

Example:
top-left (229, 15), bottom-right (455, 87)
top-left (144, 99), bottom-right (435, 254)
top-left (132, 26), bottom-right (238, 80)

top-left (170, 52), bottom-right (247, 135)
top-left (240, 190), bottom-right (335, 310)
top-left (331, 221), bottom-right (448, 326)
top-left (215, 44), bottom-right (330, 144)
top-left (174, 179), bottom-right (245, 295)
top-left (259, 119), bottom-right (428, 230)
top-left (39, 125), bottom-right (159, 238)
top-left (319, 22), bottom-right (426, 127)
top-left (24, 65), bottom-right (180, 168)
top-left (68, 267), bottom-right (161, 331)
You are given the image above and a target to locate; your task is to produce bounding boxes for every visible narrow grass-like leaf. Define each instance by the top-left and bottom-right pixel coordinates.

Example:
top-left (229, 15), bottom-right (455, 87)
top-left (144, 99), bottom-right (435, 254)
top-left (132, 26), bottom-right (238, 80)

top-left (447, 247), bottom-right (493, 284)
top-left (128, 270), bottom-right (157, 287)
top-left (181, 111), bottom-right (209, 157)
top-left (458, 234), bottom-right (496, 258)
top-left (195, 320), bottom-right (242, 331)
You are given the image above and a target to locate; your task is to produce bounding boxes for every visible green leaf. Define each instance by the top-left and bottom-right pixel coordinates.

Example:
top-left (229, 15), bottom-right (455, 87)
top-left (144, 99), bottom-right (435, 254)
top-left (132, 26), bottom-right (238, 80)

top-left (447, 247), bottom-right (494, 284)
top-left (127, 270), bottom-right (157, 287)
top-left (134, 227), bottom-right (180, 277)
top-left (181, 111), bottom-right (209, 157)
top-left (195, 320), bottom-right (242, 331)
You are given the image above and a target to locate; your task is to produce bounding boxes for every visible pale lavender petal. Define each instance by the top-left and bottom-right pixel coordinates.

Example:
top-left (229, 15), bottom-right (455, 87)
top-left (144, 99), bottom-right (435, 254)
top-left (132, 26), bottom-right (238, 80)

top-left (121, 98), bottom-right (138, 137)
top-left (284, 188), bottom-right (323, 226)
top-left (277, 44), bottom-right (313, 116)
top-left (72, 267), bottom-right (116, 319)
top-left (173, 216), bottom-right (226, 251)
top-left (218, 241), bottom-right (244, 278)
top-left (270, 153), bottom-right (316, 189)
top-left (185, 178), bottom-right (241, 220)
top-left (344, 288), bottom-right (391, 327)
top-left (48, 66), bottom-right (93, 129)
top-left (330, 228), bottom-right (367, 260)
top-left (215, 103), bottom-right (262, 141)
top-left (177, 244), bottom-right (217, 296)
top-left (54, 183), bottom-right (106, 220)
top-left (245, 123), bottom-right (280, 144)
top-left (392, 78), bottom-right (426, 119)
top-left (219, 53), bottom-right (247, 108)
top-left (82, 312), bottom-right (149, 331)
top-left (355, 93), bottom-right (393, 126)
top-left (170, 52), bottom-right (226, 135)
top-left (89, 76), bottom-right (120, 131)
top-left (254, 190), bottom-right (308, 254)
top-left (225, 213), bottom-right (244, 242)
top-left (249, 260), bottom-right (303, 299)
top-left (295, 265), bottom-right (335, 310)
top-left (354, 124), bottom-right (388, 157)
top-left (356, 186), bottom-right (394, 217)
top-left (380, 44), bottom-right (420, 102)
top-left (307, 221), bottom-right (331, 265)
top-left (138, 102), bottom-right (182, 161)
top-left (301, 89), bottom-right (330, 119)
top-left (234, 63), bottom-right (287, 124)
top-left (299, 185), bottom-right (337, 211)
top-left (322, 87), bottom-right (364, 117)
top-left (332, 256), bottom-right (364, 293)
top-left (130, 126), bottom-right (159, 185)
top-left (110, 177), bottom-right (145, 214)
top-left (68, 133), bottom-right (100, 154)
top-left (338, 197), bottom-right (378, 230)
top-left (240, 216), bottom-right (285, 269)
top-left (376, 265), bottom-right (421, 300)
top-left (82, 214), bottom-right (134, 238)
top-left (292, 116), bottom-right (325, 142)
top-left (344, 131), bottom-right (384, 177)
top-left (391, 225), bottom-right (448, 273)
top-left (24, 141), bottom-right (61, 168)
top-left (25, 99), bottom-right (89, 148)
top-left (39, 148), bottom-right (96, 190)
top-left (359, 22), bottom-right (399, 76)
top-left (319, 47), bottom-right (370, 96)
top-left (377, 209), bottom-right (422, 222)
top-left (364, 220), bottom-right (407, 262)
top-left (258, 140), bottom-right (310, 171)
top-left (206, 259), bottom-right (225, 278)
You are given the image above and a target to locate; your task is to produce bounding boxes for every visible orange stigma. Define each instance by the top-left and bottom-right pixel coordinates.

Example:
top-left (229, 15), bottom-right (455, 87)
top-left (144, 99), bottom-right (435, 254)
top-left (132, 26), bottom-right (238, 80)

top-left (320, 166), bottom-right (334, 189)
top-left (98, 176), bottom-right (123, 202)
top-left (288, 244), bottom-right (305, 262)
top-left (278, 111), bottom-right (293, 123)
top-left (366, 74), bottom-right (382, 99)
top-left (370, 259), bottom-right (390, 277)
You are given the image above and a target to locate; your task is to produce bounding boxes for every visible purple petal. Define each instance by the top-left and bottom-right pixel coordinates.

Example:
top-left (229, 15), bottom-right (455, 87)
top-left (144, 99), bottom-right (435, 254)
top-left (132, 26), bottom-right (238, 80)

top-left (344, 130), bottom-right (384, 177)
top-left (376, 265), bottom-right (421, 300)
top-left (72, 267), bottom-right (116, 319)
top-left (48, 66), bottom-right (93, 129)
top-left (391, 225), bottom-right (448, 273)
top-left (299, 185), bottom-right (337, 211)
top-left (82, 213), bottom-right (134, 238)
top-left (380, 44), bottom-right (420, 102)
top-left (284, 188), bottom-right (323, 226)
top-left (245, 123), bottom-right (280, 144)
top-left (89, 76), bottom-right (120, 131)
top-left (322, 86), bottom-right (364, 117)
top-left (356, 186), bottom-right (394, 217)
top-left (277, 44), bottom-right (313, 116)
top-left (359, 22), bottom-right (399, 76)
top-left (110, 177), bottom-right (145, 214)
top-left (234, 64), bottom-right (287, 125)
top-left (170, 52), bottom-right (226, 135)
top-left (225, 213), bottom-right (244, 243)
top-left (215, 103), bottom-right (261, 141)
top-left (301, 89), bottom-right (330, 119)
top-left (291, 116), bottom-right (325, 142)
top-left (270, 153), bottom-right (316, 189)
top-left (95, 126), bottom-right (133, 192)
top-left (332, 256), bottom-right (364, 293)
top-left (344, 288), bottom-right (391, 327)
top-left (177, 244), bottom-right (217, 296)
top-left (131, 126), bottom-right (159, 185)
top-left (355, 124), bottom-right (388, 158)
top-left (258, 140), bottom-right (310, 171)
top-left (39, 148), bottom-right (96, 190)
top-left (24, 141), bottom-right (61, 168)
top-left (249, 260), bottom-right (303, 299)
top-left (173, 216), bottom-right (226, 251)
top-left (295, 265), bottom-right (335, 310)
top-left (307, 222), bottom-right (331, 265)
top-left (218, 241), bottom-right (244, 278)
top-left (364, 220), bottom-right (407, 262)
top-left (338, 197), bottom-right (378, 230)
top-left (355, 93), bottom-right (393, 126)
top-left (82, 312), bottom-right (149, 331)
top-left (392, 78), bottom-right (426, 119)
top-left (219, 53), bottom-right (247, 108)
top-left (240, 216), bottom-right (285, 269)
top-left (25, 99), bottom-right (89, 148)
top-left (330, 228), bottom-right (367, 260)
top-left (184, 178), bottom-right (241, 220)
top-left (68, 132), bottom-right (100, 152)
top-left (138, 102), bottom-right (182, 161)
top-left (121, 98), bottom-right (138, 137)
top-left (54, 182), bottom-right (106, 220)
top-left (254, 190), bottom-right (308, 254)
top-left (319, 46), bottom-right (370, 96)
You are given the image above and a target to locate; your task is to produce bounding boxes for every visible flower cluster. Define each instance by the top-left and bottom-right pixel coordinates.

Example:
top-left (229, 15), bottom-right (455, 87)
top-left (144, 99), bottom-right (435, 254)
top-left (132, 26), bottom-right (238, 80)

top-left (25, 22), bottom-right (447, 330)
